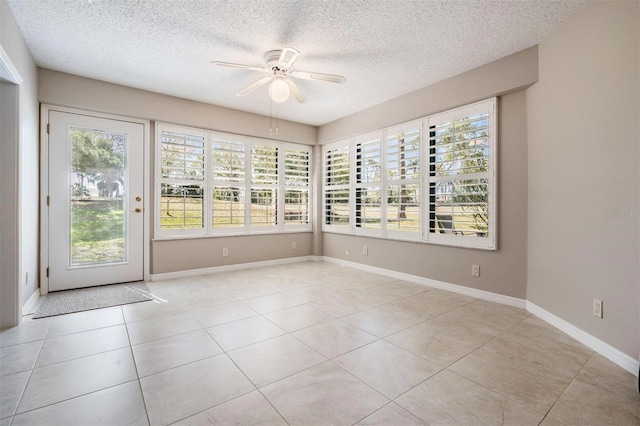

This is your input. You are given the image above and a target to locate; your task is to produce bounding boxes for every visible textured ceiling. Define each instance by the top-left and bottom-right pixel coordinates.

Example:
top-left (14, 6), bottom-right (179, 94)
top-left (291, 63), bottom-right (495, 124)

top-left (8, 0), bottom-right (586, 126)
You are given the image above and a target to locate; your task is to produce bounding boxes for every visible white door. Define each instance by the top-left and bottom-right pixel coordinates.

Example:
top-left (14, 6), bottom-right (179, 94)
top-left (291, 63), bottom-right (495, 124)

top-left (48, 111), bottom-right (144, 291)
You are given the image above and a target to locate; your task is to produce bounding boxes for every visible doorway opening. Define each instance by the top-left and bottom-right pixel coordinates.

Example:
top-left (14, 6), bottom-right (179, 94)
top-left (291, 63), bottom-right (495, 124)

top-left (41, 106), bottom-right (150, 295)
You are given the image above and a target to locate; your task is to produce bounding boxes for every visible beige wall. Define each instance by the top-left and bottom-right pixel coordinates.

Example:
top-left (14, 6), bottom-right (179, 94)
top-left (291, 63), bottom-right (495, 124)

top-left (322, 90), bottom-right (529, 298)
top-left (152, 233), bottom-right (314, 275)
top-left (317, 48), bottom-right (538, 300)
top-left (318, 47), bottom-right (537, 144)
top-left (38, 69), bottom-right (317, 275)
top-left (1, 0), bottom-right (39, 312)
top-left (527, 1), bottom-right (639, 358)
top-left (0, 81), bottom-right (20, 326)
top-left (38, 69), bottom-right (317, 146)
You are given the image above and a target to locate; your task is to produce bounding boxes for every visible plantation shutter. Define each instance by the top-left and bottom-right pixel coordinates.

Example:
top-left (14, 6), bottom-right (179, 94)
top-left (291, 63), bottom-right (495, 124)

top-left (250, 142), bottom-right (278, 227)
top-left (323, 141), bottom-right (350, 231)
top-left (355, 131), bottom-right (382, 235)
top-left (385, 121), bottom-right (421, 238)
top-left (284, 147), bottom-right (311, 228)
top-left (211, 133), bottom-right (246, 231)
top-left (157, 125), bottom-right (206, 236)
top-left (426, 99), bottom-right (496, 249)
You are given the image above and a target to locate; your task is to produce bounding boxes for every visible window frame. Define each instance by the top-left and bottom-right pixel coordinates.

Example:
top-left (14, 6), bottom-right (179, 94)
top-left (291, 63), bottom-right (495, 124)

top-left (210, 131), bottom-right (248, 235)
top-left (322, 139), bottom-right (351, 233)
top-left (155, 123), bottom-right (208, 239)
top-left (282, 143), bottom-right (313, 231)
top-left (354, 131), bottom-right (383, 238)
top-left (248, 139), bottom-right (280, 233)
top-left (425, 100), bottom-right (496, 250)
top-left (155, 123), bottom-right (313, 239)
top-left (385, 120), bottom-right (422, 241)
top-left (321, 98), bottom-right (497, 250)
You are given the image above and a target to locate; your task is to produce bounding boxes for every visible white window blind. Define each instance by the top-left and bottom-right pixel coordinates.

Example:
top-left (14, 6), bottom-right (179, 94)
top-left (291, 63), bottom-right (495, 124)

top-left (426, 99), bottom-right (496, 249)
top-left (385, 122), bottom-right (421, 238)
top-left (323, 142), bottom-right (350, 230)
top-left (211, 133), bottom-right (246, 231)
top-left (355, 132), bottom-right (382, 234)
top-left (250, 143), bottom-right (278, 227)
top-left (157, 125), bottom-right (206, 237)
top-left (284, 147), bottom-right (311, 227)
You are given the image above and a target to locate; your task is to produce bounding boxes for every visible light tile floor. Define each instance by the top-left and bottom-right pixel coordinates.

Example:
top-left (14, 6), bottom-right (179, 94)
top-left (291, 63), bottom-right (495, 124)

top-left (1, 261), bottom-right (639, 425)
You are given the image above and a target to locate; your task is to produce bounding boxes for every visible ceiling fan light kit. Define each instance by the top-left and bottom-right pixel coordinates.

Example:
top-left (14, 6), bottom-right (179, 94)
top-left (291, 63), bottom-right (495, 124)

top-left (213, 47), bottom-right (346, 104)
top-left (269, 77), bottom-right (291, 103)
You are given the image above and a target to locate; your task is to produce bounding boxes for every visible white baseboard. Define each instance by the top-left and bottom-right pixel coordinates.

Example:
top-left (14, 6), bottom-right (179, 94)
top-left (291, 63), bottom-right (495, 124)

top-left (322, 256), bottom-right (526, 309)
top-left (149, 255), bottom-right (316, 282)
top-left (323, 256), bottom-right (639, 377)
top-left (22, 288), bottom-right (42, 316)
top-left (526, 301), bottom-right (639, 377)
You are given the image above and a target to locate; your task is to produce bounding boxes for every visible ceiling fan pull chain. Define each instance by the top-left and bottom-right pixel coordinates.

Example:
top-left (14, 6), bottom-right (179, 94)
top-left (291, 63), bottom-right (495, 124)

top-left (269, 98), bottom-right (273, 136)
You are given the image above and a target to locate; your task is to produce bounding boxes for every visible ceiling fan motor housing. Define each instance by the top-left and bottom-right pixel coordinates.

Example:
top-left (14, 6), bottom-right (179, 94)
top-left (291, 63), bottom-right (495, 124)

top-left (265, 50), bottom-right (285, 71)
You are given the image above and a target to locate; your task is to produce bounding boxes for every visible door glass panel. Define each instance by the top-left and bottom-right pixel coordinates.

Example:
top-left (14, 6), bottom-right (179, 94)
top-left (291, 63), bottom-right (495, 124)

top-left (69, 127), bottom-right (127, 266)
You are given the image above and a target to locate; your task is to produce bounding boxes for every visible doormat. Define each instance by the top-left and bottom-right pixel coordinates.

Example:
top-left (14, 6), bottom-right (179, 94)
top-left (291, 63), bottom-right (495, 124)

top-left (33, 282), bottom-right (153, 319)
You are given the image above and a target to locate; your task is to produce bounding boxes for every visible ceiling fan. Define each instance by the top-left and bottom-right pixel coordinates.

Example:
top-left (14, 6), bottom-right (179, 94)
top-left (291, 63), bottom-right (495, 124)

top-left (212, 48), bottom-right (346, 103)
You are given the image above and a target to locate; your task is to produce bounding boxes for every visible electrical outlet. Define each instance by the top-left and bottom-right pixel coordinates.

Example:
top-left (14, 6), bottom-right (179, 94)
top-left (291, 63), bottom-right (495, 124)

top-left (593, 298), bottom-right (603, 318)
top-left (363, 246), bottom-right (368, 256)
top-left (291, 241), bottom-right (297, 250)
top-left (471, 264), bottom-right (480, 277)
top-left (222, 247), bottom-right (229, 257)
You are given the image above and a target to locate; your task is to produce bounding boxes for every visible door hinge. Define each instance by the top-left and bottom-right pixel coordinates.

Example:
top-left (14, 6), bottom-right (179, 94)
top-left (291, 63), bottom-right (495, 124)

top-left (47, 123), bottom-right (50, 134)
top-left (46, 195), bottom-right (50, 206)
top-left (46, 267), bottom-right (49, 277)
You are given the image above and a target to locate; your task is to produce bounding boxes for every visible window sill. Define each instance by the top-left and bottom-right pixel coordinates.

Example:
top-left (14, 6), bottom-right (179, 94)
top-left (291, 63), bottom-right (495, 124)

top-left (153, 228), bottom-right (313, 242)
top-left (321, 228), bottom-right (496, 251)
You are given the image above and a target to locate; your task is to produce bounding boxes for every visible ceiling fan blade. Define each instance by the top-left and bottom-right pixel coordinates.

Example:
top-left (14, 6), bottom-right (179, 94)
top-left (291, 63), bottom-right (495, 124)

top-left (212, 61), bottom-right (269, 73)
top-left (278, 48), bottom-right (299, 69)
top-left (286, 79), bottom-right (306, 103)
top-left (236, 76), bottom-right (272, 96)
top-left (290, 70), bottom-right (346, 84)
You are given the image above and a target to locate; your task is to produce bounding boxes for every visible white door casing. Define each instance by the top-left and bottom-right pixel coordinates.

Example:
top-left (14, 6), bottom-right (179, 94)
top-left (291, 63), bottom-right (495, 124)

top-left (47, 110), bottom-right (145, 291)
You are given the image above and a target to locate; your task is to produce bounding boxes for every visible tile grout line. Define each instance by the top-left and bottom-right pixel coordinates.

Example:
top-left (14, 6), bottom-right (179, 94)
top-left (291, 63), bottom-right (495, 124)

top-left (428, 313), bottom-right (586, 422)
top-left (537, 350), bottom-right (597, 423)
top-left (8, 380), bottom-right (143, 423)
top-left (122, 306), bottom-right (152, 426)
top-left (31, 326), bottom-right (130, 370)
top-left (6, 318), bottom-right (51, 423)
top-left (376, 306), bottom-right (535, 413)
top-left (7, 364), bottom-right (35, 424)
top-left (7, 317), bottom-right (140, 421)
top-left (223, 351), bottom-right (292, 426)
top-left (163, 319), bottom-right (293, 426)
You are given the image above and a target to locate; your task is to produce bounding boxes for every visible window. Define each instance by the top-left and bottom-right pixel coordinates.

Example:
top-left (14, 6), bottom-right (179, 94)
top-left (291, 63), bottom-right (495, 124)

top-left (211, 133), bottom-right (246, 231)
top-left (355, 132), bottom-right (382, 235)
top-left (158, 125), bottom-right (206, 236)
top-left (321, 98), bottom-right (496, 250)
top-left (426, 100), bottom-right (495, 249)
top-left (250, 143), bottom-right (278, 228)
top-left (385, 121), bottom-right (421, 239)
top-left (156, 124), bottom-right (312, 238)
top-left (284, 148), bottom-right (311, 226)
top-left (323, 141), bottom-right (350, 231)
